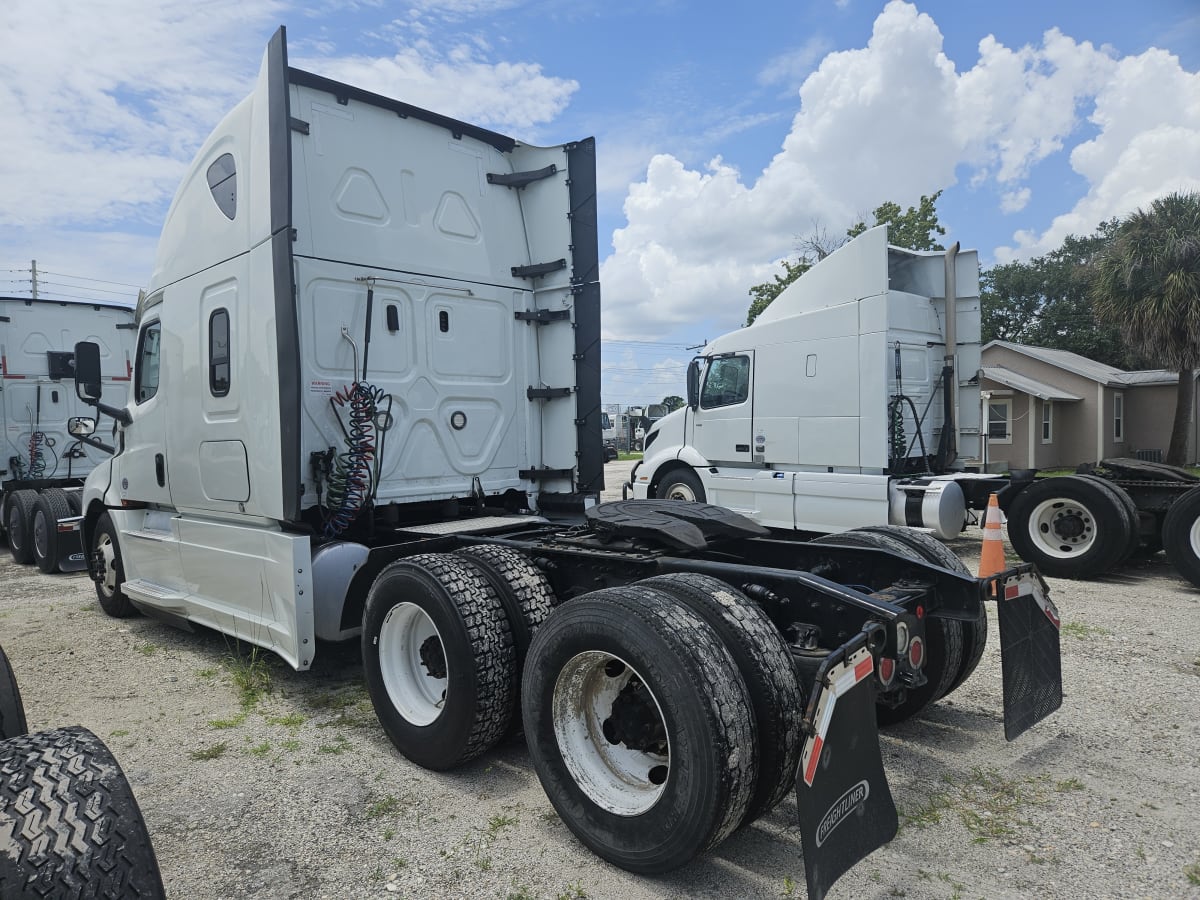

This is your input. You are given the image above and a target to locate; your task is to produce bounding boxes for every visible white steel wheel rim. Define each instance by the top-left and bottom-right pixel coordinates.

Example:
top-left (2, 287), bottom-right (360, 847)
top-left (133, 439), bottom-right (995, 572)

top-left (552, 650), bottom-right (670, 816)
top-left (1189, 517), bottom-right (1200, 559)
top-left (379, 602), bottom-right (448, 727)
top-left (33, 511), bottom-right (48, 558)
top-left (663, 481), bottom-right (697, 502)
top-left (96, 532), bottom-right (119, 596)
top-left (1028, 497), bottom-right (1097, 558)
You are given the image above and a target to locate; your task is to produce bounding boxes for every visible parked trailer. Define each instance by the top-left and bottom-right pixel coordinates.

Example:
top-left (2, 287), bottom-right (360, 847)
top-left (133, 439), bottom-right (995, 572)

top-left (625, 231), bottom-right (1200, 587)
top-left (64, 28), bottom-right (1063, 899)
top-left (0, 297), bottom-right (133, 573)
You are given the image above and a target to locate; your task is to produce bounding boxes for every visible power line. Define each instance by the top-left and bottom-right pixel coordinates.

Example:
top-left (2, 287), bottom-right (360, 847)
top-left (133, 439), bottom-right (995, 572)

top-left (31, 269), bottom-right (143, 289)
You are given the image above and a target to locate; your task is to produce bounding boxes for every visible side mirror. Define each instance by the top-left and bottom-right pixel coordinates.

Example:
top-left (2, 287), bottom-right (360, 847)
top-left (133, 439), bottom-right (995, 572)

top-left (68, 416), bottom-right (96, 437)
top-left (687, 358), bottom-right (702, 409)
top-left (74, 341), bottom-right (103, 401)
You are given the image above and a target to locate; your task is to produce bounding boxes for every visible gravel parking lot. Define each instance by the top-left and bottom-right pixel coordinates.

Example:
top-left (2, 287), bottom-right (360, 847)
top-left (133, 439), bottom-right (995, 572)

top-left (1, 461), bottom-right (1198, 899)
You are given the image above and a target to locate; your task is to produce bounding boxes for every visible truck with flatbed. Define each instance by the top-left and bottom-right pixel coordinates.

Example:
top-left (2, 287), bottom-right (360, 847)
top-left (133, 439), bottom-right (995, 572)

top-left (63, 28), bottom-right (1063, 899)
top-left (0, 296), bottom-right (133, 572)
top-left (626, 229), bottom-right (1200, 588)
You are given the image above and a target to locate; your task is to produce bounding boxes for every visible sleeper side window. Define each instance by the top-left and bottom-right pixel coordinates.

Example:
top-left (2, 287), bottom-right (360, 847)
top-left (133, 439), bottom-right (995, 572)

top-left (209, 309), bottom-right (231, 396)
top-left (700, 355), bottom-right (751, 409)
top-left (206, 153), bottom-right (237, 220)
top-left (135, 321), bottom-right (162, 404)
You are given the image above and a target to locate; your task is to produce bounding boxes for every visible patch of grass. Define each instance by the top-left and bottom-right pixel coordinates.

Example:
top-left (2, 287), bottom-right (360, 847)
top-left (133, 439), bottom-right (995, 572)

top-left (392, 857), bottom-right (406, 869)
top-left (1061, 621), bottom-right (1111, 640)
top-left (250, 742), bottom-right (272, 756)
top-left (366, 796), bottom-right (402, 819)
top-left (782, 874), bottom-right (798, 896)
top-left (488, 813), bottom-right (518, 835)
top-left (383, 828), bottom-right (395, 841)
top-left (476, 855), bottom-right (493, 872)
top-left (1185, 861), bottom-right (1200, 885)
top-left (508, 889), bottom-right (536, 900)
top-left (209, 713), bottom-right (247, 729)
top-left (137, 643), bottom-right (157, 656)
top-left (266, 713), bottom-right (306, 727)
top-left (224, 647), bottom-right (274, 711)
top-left (197, 667), bottom-right (218, 679)
top-left (318, 734), bottom-right (352, 755)
top-left (281, 739), bottom-right (301, 752)
top-left (557, 885), bottom-right (588, 900)
top-left (1056, 777), bottom-right (1085, 792)
top-left (110, 729), bottom-right (130, 738)
top-left (899, 768), bottom-right (1045, 843)
top-left (189, 742), bottom-right (228, 761)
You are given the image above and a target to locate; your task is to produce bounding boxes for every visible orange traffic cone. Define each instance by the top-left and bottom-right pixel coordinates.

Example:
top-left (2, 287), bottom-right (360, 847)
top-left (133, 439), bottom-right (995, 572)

top-left (979, 493), bottom-right (1006, 583)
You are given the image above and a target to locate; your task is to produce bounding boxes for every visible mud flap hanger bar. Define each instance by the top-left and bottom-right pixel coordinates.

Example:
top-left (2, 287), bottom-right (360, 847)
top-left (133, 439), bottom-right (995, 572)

top-left (795, 623), bottom-right (898, 900)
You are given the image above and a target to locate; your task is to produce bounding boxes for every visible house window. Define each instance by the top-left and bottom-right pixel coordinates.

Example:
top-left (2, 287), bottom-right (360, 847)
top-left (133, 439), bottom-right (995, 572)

top-left (987, 399), bottom-right (1012, 444)
top-left (1042, 400), bottom-right (1053, 443)
top-left (1114, 392), bottom-right (1124, 441)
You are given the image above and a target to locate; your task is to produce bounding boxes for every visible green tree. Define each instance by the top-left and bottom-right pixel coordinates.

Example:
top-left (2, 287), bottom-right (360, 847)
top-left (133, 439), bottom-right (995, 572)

top-left (981, 222), bottom-right (1134, 368)
top-left (747, 193), bottom-right (946, 326)
top-left (1091, 191), bottom-right (1200, 465)
top-left (660, 395), bottom-right (685, 413)
top-left (847, 190), bottom-right (946, 251)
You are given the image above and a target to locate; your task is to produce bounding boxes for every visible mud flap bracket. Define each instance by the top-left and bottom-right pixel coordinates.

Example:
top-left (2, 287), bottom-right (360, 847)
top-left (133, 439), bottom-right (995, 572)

top-left (795, 626), bottom-right (897, 900)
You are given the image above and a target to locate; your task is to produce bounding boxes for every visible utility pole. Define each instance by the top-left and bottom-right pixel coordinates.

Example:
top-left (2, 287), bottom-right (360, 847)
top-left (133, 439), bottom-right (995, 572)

top-left (30, 259), bottom-right (38, 299)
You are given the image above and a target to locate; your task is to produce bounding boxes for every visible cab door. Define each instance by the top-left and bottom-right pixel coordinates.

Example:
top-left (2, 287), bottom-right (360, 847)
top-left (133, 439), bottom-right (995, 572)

top-left (115, 314), bottom-right (173, 506)
top-left (691, 352), bottom-right (754, 464)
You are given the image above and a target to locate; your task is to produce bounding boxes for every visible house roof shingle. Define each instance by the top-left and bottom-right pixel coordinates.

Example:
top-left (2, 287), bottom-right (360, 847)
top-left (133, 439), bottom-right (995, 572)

top-left (982, 341), bottom-right (1190, 388)
top-left (981, 366), bottom-right (1083, 401)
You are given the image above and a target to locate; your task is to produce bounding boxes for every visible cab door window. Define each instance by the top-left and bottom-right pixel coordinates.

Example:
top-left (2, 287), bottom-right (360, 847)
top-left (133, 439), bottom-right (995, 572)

top-left (135, 321), bottom-right (162, 403)
top-left (700, 355), bottom-right (750, 409)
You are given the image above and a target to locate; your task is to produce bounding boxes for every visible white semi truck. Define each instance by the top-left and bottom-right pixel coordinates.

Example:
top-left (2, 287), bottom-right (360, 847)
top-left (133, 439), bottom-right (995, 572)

top-left (627, 229), bottom-right (1200, 587)
top-left (0, 296), bottom-right (134, 571)
top-left (65, 28), bottom-right (1062, 898)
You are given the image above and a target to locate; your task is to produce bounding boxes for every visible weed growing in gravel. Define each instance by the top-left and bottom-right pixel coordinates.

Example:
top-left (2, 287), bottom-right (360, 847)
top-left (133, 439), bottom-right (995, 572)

top-left (281, 738), bottom-right (301, 752)
top-left (190, 742), bottom-right (228, 761)
top-left (223, 646), bottom-right (274, 711)
top-left (266, 713), bottom-right (306, 727)
top-left (197, 667), bottom-right (218, 678)
top-left (1060, 621), bottom-right (1111, 640)
top-left (383, 828), bottom-right (395, 840)
top-left (318, 734), bottom-right (352, 754)
top-left (488, 813), bottom-right (518, 835)
top-left (1056, 777), bottom-right (1085, 792)
top-left (557, 884), bottom-right (588, 900)
top-left (507, 888), bottom-right (536, 900)
top-left (476, 855), bottom-right (493, 872)
top-left (137, 642), bottom-right (157, 655)
top-left (110, 729), bottom-right (129, 738)
top-left (250, 742), bottom-right (271, 756)
top-left (393, 856), bottom-right (406, 869)
top-left (209, 714), bottom-right (247, 729)
top-left (898, 767), bottom-right (1045, 842)
top-left (782, 874), bottom-right (797, 895)
top-left (366, 796), bottom-right (402, 819)
top-left (1185, 861), bottom-right (1200, 885)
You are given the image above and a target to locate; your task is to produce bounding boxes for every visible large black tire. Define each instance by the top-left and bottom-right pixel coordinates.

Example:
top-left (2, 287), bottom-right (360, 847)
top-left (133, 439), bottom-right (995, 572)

top-left (1162, 485), bottom-right (1200, 588)
top-left (522, 585), bottom-right (756, 874)
top-left (1007, 475), bottom-right (1129, 578)
top-left (640, 572), bottom-right (802, 825)
top-left (811, 529), bottom-right (964, 725)
top-left (362, 553), bottom-right (516, 771)
top-left (455, 544), bottom-right (557, 667)
top-left (1074, 475), bottom-right (1140, 561)
top-left (92, 512), bottom-right (138, 617)
top-left (853, 525), bottom-right (987, 698)
top-left (0, 644), bottom-right (27, 741)
top-left (6, 490), bottom-right (39, 565)
top-left (655, 468), bottom-right (706, 503)
top-left (32, 489), bottom-right (72, 574)
top-left (0, 726), bottom-right (165, 898)
top-left (65, 490), bottom-right (83, 516)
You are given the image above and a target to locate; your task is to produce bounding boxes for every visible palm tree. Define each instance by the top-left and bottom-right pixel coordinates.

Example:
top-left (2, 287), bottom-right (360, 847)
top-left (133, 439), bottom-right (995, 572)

top-left (1091, 191), bottom-right (1200, 465)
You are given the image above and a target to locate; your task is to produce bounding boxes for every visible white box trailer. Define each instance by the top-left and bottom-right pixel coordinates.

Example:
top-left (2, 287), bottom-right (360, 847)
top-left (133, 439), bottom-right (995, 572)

top-left (65, 28), bottom-right (1063, 897)
top-left (0, 296), bottom-right (134, 571)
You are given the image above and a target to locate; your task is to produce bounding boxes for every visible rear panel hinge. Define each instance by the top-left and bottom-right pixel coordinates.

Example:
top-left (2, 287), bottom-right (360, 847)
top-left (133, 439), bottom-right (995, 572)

top-left (514, 308), bottom-right (571, 324)
top-left (527, 387), bottom-right (573, 400)
top-left (487, 164), bottom-right (557, 188)
top-left (512, 259), bottom-right (566, 279)
top-left (289, 117), bottom-right (311, 134)
top-left (520, 467), bottom-right (575, 480)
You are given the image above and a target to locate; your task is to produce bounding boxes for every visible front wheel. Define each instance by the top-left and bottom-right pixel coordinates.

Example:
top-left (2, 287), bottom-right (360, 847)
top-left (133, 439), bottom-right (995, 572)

top-left (523, 585), bottom-right (756, 874)
top-left (1162, 485), bottom-right (1200, 588)
top-left (92, 512), bottom-right (138, 617)
top-left (655, 468), bottom-right (706, 503)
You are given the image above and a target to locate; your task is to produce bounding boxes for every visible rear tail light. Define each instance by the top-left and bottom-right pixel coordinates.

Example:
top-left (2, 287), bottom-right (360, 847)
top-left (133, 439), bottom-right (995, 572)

top-left (907, 636), bottom-right (925, 669)
top-left (877, 656), bottom-right (896, 686)
top-left (894, 621), bottom-right (910, 653)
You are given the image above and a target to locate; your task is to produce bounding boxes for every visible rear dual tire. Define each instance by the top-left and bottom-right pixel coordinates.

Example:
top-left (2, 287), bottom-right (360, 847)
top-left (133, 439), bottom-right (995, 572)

top-left (5, 490), bottom-right (39, 565)
top-left (1007, 475), bottom-right (1130, 578)
top-left (1163, 485), bottom-right (1200, 588)
top-left (32, 489), bottom-right (73, 574)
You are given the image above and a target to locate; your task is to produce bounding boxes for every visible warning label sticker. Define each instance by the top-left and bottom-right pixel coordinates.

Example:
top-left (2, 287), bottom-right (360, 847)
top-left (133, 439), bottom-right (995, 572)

top-left (308, 380), bottom-right (333, 395)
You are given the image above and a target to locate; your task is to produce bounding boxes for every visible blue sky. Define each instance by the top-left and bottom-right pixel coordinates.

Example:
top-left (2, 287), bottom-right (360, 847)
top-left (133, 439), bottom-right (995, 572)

top-left (2, 0), bottom-right (1197, 406)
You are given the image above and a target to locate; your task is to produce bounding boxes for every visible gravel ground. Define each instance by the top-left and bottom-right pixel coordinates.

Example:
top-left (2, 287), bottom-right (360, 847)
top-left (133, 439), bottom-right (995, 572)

top-left (1, 461), bottom-right (1198, 900)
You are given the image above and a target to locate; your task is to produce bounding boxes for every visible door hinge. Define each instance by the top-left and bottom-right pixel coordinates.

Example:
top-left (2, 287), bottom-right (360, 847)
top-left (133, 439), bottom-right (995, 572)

top-left (527, 387), bottom-right (572, 400)
top-left (289, 117), bottom-right (310, 134)
top-left (514, 309), bottom-right (571, 324)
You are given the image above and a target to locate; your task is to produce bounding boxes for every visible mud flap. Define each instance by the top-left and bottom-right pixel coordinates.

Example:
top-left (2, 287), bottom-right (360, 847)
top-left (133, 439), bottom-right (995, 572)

top-left (796, 631), bottom-right (897, 900)
top-left (54, 515), bottom-right (88, 573)
top-left (990, 566), bottom-right (1062, 740)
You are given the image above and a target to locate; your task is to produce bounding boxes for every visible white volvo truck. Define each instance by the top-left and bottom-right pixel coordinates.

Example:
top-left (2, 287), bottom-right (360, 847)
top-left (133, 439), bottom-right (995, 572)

top-left (1, 296), bottom-right (134, 571)
top-left (66, 28), bottom-right (1062, 898)
top-left (627, 229), bottom-right (1200, 587)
